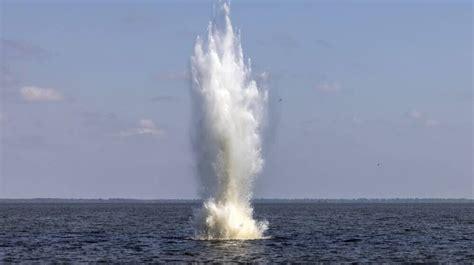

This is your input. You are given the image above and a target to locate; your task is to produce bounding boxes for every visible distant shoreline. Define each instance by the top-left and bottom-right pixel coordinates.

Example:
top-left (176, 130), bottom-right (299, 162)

top-left (0, 198), bottom-right (472, 204)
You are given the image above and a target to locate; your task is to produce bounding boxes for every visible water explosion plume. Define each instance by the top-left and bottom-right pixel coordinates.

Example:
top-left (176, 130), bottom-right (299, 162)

top-left (190, 2), bottom-right (268, 240)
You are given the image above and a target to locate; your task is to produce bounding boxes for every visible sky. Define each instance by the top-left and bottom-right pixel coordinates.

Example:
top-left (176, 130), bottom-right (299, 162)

top-left (0, 0), bottom-right (472, 199)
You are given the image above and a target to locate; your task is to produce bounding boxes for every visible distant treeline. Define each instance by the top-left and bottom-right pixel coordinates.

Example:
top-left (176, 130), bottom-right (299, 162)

top-left (0, 198), bottom-right (198, 204)
top-left (253, 198), bottom-right (473, 203)
top-left (0, 198), bottom-right (472, 204)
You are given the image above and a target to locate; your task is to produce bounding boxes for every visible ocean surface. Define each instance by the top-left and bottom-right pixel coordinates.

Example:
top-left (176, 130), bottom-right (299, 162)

top-left (0, 202), bottom-right (472, 262)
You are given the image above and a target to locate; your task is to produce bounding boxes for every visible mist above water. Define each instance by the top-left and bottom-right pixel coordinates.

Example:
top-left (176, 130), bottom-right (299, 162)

top-left (190, 1), bottom-right (268, 240)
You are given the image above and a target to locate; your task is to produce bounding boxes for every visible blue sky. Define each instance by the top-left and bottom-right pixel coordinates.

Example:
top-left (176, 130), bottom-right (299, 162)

top-left (1, 0), bottom-right (472, 199)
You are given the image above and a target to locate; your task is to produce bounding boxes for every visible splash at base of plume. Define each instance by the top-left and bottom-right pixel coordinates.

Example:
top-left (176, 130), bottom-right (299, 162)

top-left (190, 1), bottom-right (268, 240)
top-left (193, 200), bottom-right (268, 240)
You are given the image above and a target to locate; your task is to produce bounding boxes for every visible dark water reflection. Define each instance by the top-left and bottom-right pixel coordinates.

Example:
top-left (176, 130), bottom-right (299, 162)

top-left (0, 203), bottom-right (472, 262)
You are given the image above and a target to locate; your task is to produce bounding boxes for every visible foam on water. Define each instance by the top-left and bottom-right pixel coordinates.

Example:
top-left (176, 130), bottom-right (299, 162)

top-left (190, 1), bottom-right (268, 240)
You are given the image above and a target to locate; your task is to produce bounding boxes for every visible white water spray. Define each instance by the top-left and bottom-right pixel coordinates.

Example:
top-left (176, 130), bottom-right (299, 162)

top-left (190, 2), bottom-right (268, 240)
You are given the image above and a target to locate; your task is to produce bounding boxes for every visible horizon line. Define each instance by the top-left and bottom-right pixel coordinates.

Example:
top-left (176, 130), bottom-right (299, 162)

top-left (0, 197), bottom-right (472, 201)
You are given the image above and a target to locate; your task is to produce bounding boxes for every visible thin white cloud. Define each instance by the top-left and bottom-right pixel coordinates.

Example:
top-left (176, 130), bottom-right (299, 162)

top-left (409, 109), bottom-right (423, 119)
top-left (315, 81), bottom-right (340, 93)
top-left (1, 38), bottom-right (49, 61)
top-left (425, 119), bottom-right (440, 127)
top-left (407, 109), bottom-right (440, 127)
top-left (20, 86), bottom-right (63, 102)
top-left (120, 118), bottom-right (163, 137)
top-left (352, 116), bottom-right (363, 125)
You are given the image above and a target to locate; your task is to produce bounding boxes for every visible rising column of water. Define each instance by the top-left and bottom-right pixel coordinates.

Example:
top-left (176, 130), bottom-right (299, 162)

top-left (190, 2), bottom-right (268, 240)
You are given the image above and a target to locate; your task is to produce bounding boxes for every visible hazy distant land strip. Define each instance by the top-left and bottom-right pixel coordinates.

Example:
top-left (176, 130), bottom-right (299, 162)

top-left (0, 198), bottom-right (472, 204)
